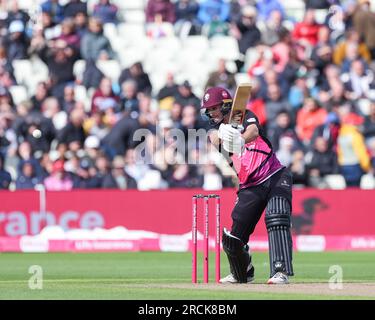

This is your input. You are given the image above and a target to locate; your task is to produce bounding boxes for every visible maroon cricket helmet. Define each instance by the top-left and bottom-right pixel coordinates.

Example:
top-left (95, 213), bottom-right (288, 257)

top-left (201, 87), bottom-right (233, 109)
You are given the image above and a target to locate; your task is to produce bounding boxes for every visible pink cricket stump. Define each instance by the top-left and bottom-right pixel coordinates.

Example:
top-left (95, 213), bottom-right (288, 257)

top-left (192, 196), bottom-right (197, 283)
top-left (215, 196), bottom-right (221, 283)
top-left (203, 196), bottom-right (209, 283)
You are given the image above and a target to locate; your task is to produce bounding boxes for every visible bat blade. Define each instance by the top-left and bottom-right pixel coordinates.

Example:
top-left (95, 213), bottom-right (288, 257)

top-left (228, 83), bottom-right (252, 128)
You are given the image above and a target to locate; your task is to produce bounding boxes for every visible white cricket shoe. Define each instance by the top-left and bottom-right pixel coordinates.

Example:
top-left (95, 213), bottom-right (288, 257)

top-left (267, 272), bottom-right (289, 284)
top-left (219, 265), bottom-right (255, 284)
top-left (219, 273), bottom-right (255, 284)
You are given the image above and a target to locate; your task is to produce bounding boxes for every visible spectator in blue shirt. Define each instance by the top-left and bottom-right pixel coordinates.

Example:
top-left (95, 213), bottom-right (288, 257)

top-left (15, 160), bottom-right (43, 190)
top-left (41, 0), bottom-right (65, 24)
top-left (197, 0), bottom-right (230, 24)
top-left (93, 0), bottom-right (118, 25)
top-left (64, 0), bottom-right (87, 18)
top-left (256, 0), bottom-right (285, 21)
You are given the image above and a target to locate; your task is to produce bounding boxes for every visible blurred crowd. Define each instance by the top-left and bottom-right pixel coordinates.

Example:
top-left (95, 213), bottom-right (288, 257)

top-left (0, 0), bottom-right (375, 191)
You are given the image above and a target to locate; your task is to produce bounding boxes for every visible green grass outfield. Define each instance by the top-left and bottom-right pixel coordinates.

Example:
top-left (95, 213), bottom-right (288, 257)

top-left (0, 251), bottom-right (374, 300)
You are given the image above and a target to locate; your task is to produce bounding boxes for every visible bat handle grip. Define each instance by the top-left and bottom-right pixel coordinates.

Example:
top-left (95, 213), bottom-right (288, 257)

top-left (231, 124), bottom-right (244, 133)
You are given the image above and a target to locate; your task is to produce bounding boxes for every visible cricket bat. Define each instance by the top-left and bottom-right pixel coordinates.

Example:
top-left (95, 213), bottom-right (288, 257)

top-left (228, 83), bottom-right (252, 129)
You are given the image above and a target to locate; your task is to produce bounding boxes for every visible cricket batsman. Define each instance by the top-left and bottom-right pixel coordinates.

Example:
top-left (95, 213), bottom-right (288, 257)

top-left (201, 86), bottom-right (294, 284)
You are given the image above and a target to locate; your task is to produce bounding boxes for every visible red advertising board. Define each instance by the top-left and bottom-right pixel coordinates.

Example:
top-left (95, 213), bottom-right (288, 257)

top-left (0, 188), bottom-right (374, 237)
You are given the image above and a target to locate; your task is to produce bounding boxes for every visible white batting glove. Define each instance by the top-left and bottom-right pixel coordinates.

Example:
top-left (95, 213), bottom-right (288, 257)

top-left (218, 124), bottom-right (245, 154)
top-left (217, 123), bottom-right (225, 140)
top-left (218, 124), bottom-right (242, 140)
top-left (223, 136), bottom-right (245, 154)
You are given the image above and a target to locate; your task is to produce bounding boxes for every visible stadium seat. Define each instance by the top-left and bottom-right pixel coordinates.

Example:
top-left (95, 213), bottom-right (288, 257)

top-left (280, 0), bottom-right (305, 21)
top-left (9, 85), bottom-right (28, 105)
top-left (117, 23), bottom-right (146, 46)
top-left (113, 0), bottom-right (146, 10)
top-left (149, 72), bottom-right (166, 96)
top-left (315, 9), bottom-right (329, 24)
top-left (177, 47), bottom-right (206, 65)
top-left (225, 60), bottom-right (237, 74)
top-left (154, 36), bottom-right (181, 53)
top-left (201, 54), bottom-right (222, 73)
top-left (324, 175), bottom-right (347, 190)
top-left (178, 36), bottom-right (210, 65)
top-left (192, 86), bottom-right (204, 100)
top-left (103, 23), bottom-right (118, 43)
top-left (137, 170), bottom-right (165, 191)
top-left (175, 62), bottom-right (210, 95)
top-left (144, 38), bottom-right (181, 70)
top-left (122, 10), bottom-right (146, 24)
top-left (150, 44), bottom-right (180, 66)
top-left (86, 0), bottom-right (97, 15)
top-left (235, 73), bottom-right (251, 85)
top-left (31, 57), bottom-right (49, 78)
top-left (74, 85), bottom-right (88, 102)
top-left (132, 36), bottom-right (154, 52)
top-left (5, 162), bottom-right (17, 181)
top-left (183, 35), bottom-right (209, 51)
top-left (73, 60), bottom-right (87, 82)
top-left (12, 60), bottom-right (33, 87)
top-left (118, 47), bottom-right (148, 68)
top-left (96, 60), bottom-right (121, 83)
top-left (144, 37), bottom-right (182, 73)
top-left (17, 0), bottom-right (34, 10)
top-left (12, 58), bottom-right (49, 95)
top-left (243, 47), bottom-right (260, 72)
top-left (209, 35), bottom-right (240, 60)
top-left (26, 57), bottom-right (49, 94)
top-left (357, 98), bottom-right (373, 116)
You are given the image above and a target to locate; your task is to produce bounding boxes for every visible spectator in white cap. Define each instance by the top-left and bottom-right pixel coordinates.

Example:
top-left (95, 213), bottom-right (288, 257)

top-left (5, 20), bottom-right (29, 62)
top-left (84, 135), bottom-right (101, 159)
